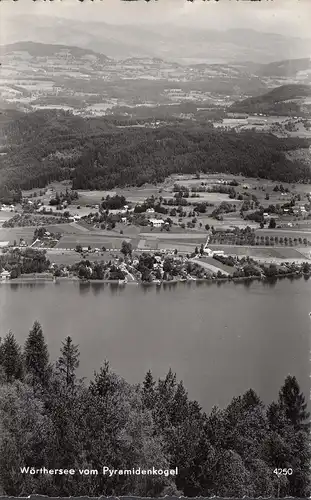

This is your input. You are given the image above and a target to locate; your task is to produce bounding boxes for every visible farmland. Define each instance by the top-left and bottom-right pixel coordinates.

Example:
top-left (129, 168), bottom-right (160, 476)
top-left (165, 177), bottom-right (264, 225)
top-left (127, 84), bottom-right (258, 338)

top-left (45, 249), bottom-right (113, 265)
top-left (0, 226), bottom-right (36, 244)
top-left (208, 244), bottom-right (306, 260)
top-left (55, 234), bottom-right (130, 250)
top-left (1, 170), bottom-right (311, 265)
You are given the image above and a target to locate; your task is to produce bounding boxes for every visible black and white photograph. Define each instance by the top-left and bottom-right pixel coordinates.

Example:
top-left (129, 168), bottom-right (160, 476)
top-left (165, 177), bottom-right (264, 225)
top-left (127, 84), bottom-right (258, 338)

top-left (0, 0), bottom-right (310, 497)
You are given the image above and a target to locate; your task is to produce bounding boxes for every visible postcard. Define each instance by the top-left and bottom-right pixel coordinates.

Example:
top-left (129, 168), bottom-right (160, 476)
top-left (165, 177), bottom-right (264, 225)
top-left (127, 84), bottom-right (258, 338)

top-left (0, 0), bottom-right (310, 498)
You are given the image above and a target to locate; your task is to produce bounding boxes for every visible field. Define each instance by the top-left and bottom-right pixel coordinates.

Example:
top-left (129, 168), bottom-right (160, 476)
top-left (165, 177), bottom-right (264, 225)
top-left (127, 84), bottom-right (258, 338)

top-left (208, 244), bottom-right (307, 260)
top-left (55, 234), bottom-right (131, 250)
top-left (0, 211), bottom-right (15, 224)
top-left (191, 192), bottom-right (236, 203)
top-left (77, 186), bottom-right (162, 206)
top-left (45, 223), bottom-right (91, 234)
top-left (158, 242), bottom-right (197, 252)
top-left (198, 257), bottom-right (233, 275)
top-left (76, 190), bottom-right (116, 205)
top-left (46, 250), bottom-right (113, 265)
top-left (139, 232), bottom-right (207, 241)
top-left (294, 247), bottom-right (311, 258)
top-left (0, 227), bottom-right (35, 244)
top-left (256, 228), bottom-right (311, 239)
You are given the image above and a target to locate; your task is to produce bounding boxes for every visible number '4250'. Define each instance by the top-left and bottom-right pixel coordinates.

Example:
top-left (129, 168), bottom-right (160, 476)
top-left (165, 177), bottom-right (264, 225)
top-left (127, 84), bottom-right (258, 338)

top-left (273, 468), bottom-right (293, 476)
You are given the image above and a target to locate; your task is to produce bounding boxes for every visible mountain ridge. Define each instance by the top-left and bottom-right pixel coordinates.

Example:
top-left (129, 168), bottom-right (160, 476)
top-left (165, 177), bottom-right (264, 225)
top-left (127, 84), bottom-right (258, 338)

top-left (2, 17), bottom-right (310, 63)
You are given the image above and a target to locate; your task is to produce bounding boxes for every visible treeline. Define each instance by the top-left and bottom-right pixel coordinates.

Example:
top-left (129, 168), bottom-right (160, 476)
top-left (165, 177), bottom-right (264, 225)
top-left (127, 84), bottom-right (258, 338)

top-left (1, 110), bottom-right (310, 191)
top-left (0, 322), bottom-right (310, 497)
top-left (0, 248), bottom-right (50, 278)
top-left (0, 185), bottom-right (22, 204)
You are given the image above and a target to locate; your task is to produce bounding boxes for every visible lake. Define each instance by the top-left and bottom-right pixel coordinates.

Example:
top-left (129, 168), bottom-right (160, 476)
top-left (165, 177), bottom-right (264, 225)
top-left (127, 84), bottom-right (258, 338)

top-left (0, 278), bottom-right (310, 412)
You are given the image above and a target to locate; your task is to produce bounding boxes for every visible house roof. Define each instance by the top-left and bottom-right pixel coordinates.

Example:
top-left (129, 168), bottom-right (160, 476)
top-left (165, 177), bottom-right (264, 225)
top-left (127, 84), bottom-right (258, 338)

top-left (149, 218), bottom-right (164, 224)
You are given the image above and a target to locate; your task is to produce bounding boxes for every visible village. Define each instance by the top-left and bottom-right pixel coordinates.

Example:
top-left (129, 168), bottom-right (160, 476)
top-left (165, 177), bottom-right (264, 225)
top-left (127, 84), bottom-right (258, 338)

top-left (1, 173), bottom-right (311, 285)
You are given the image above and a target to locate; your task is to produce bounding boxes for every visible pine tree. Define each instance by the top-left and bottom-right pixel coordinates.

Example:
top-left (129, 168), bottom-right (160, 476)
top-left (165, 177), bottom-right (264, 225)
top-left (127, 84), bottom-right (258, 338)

top-left (157, 368), bottom-right (177, 405)
top-left (170, 380), bottom-right (189, 426)
top-left (142, 369), bottom-right (156, 410)
top-left (89, 360), bottom-right (112, 398)
top-left (267, 401), bottom-right (289, 433)
top-left (264, 376), bottom-right (311, 497)
top-left (242, 388), bottom-right (263, 409)
top-left (154, 368), bottom-right (177, 431)
top-left (57, 336), bottom-right (80, 390)
top-left (278, 375), bottom-right (310, 432)
top-left (0, 331), bottom-right (23, 383)
top-left (24, 321), bottom-right (49, 387)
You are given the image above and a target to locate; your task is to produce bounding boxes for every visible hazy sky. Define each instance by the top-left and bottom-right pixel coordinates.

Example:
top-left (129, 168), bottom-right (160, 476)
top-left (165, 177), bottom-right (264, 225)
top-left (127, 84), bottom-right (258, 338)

top-left (1, 0), bottom-right (310, 38)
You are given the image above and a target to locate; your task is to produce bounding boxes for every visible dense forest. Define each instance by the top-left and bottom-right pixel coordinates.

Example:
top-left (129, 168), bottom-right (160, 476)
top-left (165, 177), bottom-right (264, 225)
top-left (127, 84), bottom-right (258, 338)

top-left (0, 322), bottom-right (310, 497)
top-left (0, 110), bottom-right (310, 192)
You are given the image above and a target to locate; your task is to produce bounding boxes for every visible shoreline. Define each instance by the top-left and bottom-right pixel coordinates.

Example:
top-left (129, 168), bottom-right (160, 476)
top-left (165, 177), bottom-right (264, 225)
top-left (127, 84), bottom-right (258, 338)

top-left (1, 271), bottom-right (309, 286)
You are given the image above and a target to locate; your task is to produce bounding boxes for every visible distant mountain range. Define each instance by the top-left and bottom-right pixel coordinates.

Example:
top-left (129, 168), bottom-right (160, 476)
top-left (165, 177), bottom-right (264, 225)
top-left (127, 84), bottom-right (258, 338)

top-left (2, 16), bottom-right (311, 63)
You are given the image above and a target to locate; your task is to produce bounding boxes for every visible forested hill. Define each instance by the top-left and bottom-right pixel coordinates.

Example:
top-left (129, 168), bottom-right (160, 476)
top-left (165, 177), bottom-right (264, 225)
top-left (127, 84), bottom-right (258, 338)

top-left (230, 84), bottom-right (311, 116)
top-left (0, 41), bottom-right (110, 62)
top-left (256, 58), bottom-right (311, 77)
top-left (0, 110), bottom-right (310, 191)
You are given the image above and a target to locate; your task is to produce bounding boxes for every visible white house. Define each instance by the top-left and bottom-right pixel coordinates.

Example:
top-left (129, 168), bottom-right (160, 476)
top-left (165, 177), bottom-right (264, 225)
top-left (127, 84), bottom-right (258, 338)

top-left (149, 218), bottom-right (165, 228)
top-left (1, 269), bottom-right (10, 281)
top-left (146, 208), bottom-right (155, 214)
top-left (1, 204), bottom-right (11, 212)
top-left (203, 248), bottom-right (225, 257)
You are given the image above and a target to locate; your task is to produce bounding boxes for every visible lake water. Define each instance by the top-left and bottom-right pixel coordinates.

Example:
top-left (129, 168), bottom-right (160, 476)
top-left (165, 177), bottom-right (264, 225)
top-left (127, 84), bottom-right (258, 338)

top-left (0, 279), bottom-right (310, 412)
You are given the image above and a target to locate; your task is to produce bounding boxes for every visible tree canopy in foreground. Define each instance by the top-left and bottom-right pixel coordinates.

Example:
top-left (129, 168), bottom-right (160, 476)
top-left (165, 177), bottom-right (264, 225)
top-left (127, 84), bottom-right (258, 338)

top-left (0, 322), bottom-right (310, 497)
